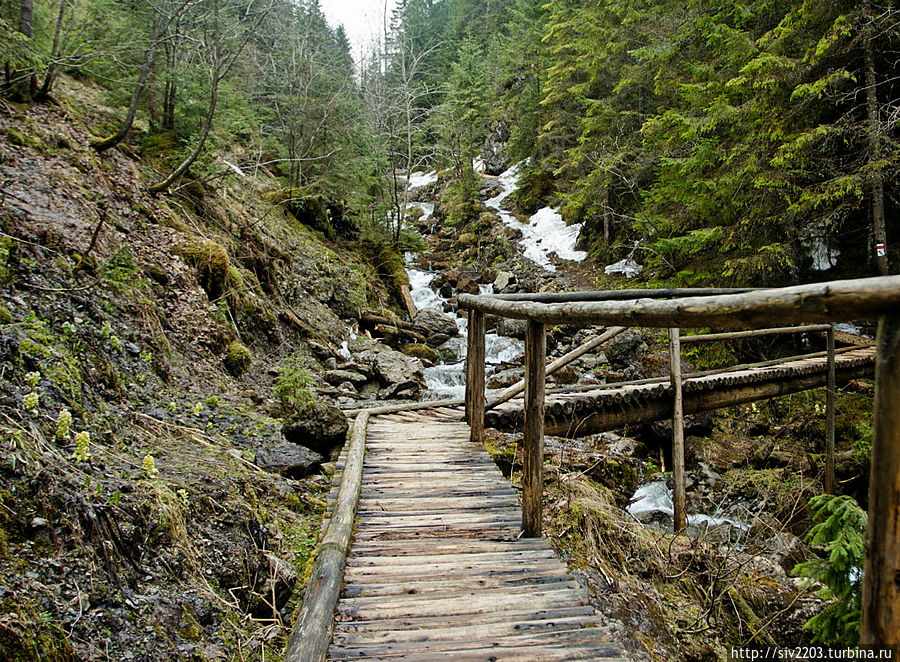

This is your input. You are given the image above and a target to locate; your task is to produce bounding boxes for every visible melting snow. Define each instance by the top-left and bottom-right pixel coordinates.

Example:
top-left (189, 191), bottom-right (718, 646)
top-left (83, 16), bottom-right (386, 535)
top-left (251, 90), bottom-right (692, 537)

top-left (407, 170), bottom-right (438, 189)
top-left (485, 164), bottom-right (586, 273)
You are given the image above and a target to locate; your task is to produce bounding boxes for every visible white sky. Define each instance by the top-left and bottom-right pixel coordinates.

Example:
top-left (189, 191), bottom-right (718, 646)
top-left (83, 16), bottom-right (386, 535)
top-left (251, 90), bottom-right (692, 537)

top-left (320, 0), bottom-right (399, 62)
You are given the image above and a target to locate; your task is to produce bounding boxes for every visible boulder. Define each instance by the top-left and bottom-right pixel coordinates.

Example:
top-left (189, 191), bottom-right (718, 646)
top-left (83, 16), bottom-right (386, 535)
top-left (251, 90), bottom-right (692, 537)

top-left (487, 368), bottom-right (523, 389)
top-left (255, 443), bottom-right (323, 479)
top-left (492, 271), bottom-right (516, 293)
top-left (373, 347), bottom-right (425, 400)
top-left (496, 317), bottom-right (528, 339)
top-left (606, 329), bottom-right (648, 369)
top-left (401, 343), bottom-right (438, 363)
top-left (282, 400), bottom-right (349, 457)
top-left (322, 369), bottom-right (368, 386)
top-left (413, 308), bottom-right (459, 340)
top-left (482, 122), bottom-right (511, 176)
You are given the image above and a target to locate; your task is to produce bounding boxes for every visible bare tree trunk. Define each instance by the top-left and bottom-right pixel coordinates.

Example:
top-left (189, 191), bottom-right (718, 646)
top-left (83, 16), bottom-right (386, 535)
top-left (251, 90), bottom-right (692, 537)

top-left (865, 4), bottom-right (888, 275)
top-left (147, 77), bottom-right (218, 192)
top-left (34, 0), bottom-right (67, 100)
top-left (7, 0), bottom-right (36, 100)
top-left (93, 11), bottom-right (167, 151)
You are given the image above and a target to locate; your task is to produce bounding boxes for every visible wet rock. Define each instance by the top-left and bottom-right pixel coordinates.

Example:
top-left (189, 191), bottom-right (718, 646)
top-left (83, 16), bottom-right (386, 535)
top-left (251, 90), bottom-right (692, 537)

top-left (547, 364), bottom-right (580, 385)
top-left (413, 308), bottom-right (459, 340)
top-left (606, 329), bottom-right (648, 369)
top-left (487, 368), bottom-right (522, 389)
top-left (493, 271), bottom-right (516, 293)
top-left (322, 369), bottom-right (368, 387)
top-left (400, 343), bottom-right (438, 363)
top-left (282, 400), bottom-right (349, 456)
top-left (495, 317), bottom-right (527, 339)
top-left (255, 444), bottom-right (323, 478)
top-left (373, 346), bottom-right (425, 399)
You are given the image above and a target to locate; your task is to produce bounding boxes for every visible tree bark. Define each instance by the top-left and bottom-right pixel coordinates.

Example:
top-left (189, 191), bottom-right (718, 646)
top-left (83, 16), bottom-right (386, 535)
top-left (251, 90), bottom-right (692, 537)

top-left (93, 12), bottom-right (167, 151)
top-left (860, 314), bottom-right (900, 645)
top-left (864, 4), bottom-right (888, 275)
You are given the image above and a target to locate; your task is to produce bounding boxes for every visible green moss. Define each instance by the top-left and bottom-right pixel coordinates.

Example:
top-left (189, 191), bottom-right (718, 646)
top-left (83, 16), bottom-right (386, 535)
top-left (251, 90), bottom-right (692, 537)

top-left (177, 237), bottom-right (230, 300)
top-left (400, 343), bottom-right (437, 362)
top-left (0, 306), bottom-right (12, 325)
top-left (5, 127), bottom-right (48, 153)
top-left (224, 340), bottom-right (252, 378)
top-left (177, 603), bottom-right (202, 641)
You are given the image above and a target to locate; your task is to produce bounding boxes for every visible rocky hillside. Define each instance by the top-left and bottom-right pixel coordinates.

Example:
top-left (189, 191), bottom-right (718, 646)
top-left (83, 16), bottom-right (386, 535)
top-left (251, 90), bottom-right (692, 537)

top-left (0, 78), bottom-right (397, 660)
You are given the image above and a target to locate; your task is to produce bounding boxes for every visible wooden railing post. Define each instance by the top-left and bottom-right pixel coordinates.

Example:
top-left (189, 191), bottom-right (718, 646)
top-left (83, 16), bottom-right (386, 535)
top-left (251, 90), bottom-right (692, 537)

top-left (825, 326), bottom-right (836, 494)
top-left (669, 327), bottom-right (686, 534)
top-left (467, 310), bottom-right (486, 445)
top-left (522, 320), bottom-right (546, 537)
top-left (861, 313), bottom-right (900, 645)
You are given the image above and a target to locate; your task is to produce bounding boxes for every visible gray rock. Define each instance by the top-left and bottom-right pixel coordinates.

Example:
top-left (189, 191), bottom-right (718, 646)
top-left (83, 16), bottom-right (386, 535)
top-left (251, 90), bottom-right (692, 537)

top-left (606, 329), bottom-right (648, 369)
top-left (282, 400), bottom-right (349, 456)
top-left (323, 369), bottom-right (368, 386)
top-left (255, 443), bottom-right (324, 479)
top-left (373, 347), bottom-right (425, 400)
top-left (493, 271), bottom-right (516, 293)
top-left (412, 308), bottom-right (459, 340)
top-left (487, 368), bottom-right (523, 389)
top-left (482, 122), bottom-right (511, 176)
top-left (495, 317), bottom-right (528, 339)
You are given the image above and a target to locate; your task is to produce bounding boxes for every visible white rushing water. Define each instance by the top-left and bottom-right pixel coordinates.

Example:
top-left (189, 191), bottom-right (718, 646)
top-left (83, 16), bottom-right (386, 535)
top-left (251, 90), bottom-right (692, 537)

top-left (486, 164), bottom-right (586, 273)
top-left (405, 255), bottom-right (524, 398)
top-left (626, 481), bottom-right (750, 536)
top-left (407, 170), bottom-right (438, 189)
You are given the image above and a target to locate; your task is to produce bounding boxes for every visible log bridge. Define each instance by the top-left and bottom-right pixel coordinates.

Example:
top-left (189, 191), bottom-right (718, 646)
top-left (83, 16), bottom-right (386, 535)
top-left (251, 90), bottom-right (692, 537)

top-left (285, 277), bottom-right (900, 660)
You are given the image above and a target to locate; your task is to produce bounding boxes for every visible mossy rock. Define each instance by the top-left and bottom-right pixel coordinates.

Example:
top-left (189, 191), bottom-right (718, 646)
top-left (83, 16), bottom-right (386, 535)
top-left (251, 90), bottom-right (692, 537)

top-left (5, 127), bottom-right (48, 153)
top-left (0, 306), bottom-right (11, 325)
top-left (270, 188), bottom-right (336, 240)
top-left (400, 343), bottom-right (437, 363)
top-left (177, 237), bottom-right (230, 300)
top-left (458, 232), bottom-right (477, 247)
top-left (224, 340), bottom-right (252, 377)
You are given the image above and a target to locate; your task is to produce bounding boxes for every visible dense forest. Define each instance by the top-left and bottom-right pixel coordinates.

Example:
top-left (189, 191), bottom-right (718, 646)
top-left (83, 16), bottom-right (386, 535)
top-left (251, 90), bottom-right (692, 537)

top-left (1, 0), bottom-right (898, 659)
top-left (4, 0), bottom-right (897, 283)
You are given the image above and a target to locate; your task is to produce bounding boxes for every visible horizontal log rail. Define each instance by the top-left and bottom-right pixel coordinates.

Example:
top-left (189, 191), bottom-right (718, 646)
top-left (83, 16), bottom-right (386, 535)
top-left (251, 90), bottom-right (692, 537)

top-left (458, 275), bottom-right (900, 328)
top-left (285, 411), bottom-right (369, 662)
top-left (460, 276), bottom-right (900, 646)
top-left (679, 324), bottom-right (833, 343)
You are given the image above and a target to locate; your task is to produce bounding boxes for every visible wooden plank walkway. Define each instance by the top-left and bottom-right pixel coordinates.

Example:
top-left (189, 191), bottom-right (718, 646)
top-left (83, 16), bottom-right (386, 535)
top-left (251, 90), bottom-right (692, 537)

top-left (486, 346), bottom-right (876, 436)
top-left (328, 409), bottom-right (628, 661)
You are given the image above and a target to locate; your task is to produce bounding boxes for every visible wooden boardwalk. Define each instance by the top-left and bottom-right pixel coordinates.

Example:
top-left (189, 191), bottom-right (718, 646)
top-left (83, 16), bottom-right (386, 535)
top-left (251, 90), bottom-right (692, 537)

top-left (328, 409), bottom-right (628, 661)
top-left (486, 346), bottom-right (876, 437)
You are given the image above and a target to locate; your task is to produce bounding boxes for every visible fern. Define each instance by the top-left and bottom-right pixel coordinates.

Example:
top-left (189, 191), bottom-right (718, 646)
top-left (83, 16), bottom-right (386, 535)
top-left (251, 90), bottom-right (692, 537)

top-left (794, 494), bottom-right (866, 645)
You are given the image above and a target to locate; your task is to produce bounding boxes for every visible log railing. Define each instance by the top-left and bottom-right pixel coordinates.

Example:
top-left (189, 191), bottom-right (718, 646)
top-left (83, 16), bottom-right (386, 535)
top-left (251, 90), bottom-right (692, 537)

top-left (459, 275), bottom-right (900, 646)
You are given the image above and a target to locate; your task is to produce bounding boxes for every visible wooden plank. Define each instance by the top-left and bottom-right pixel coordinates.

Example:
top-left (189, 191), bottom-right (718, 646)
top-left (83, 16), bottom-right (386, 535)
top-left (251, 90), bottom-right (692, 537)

top-left (341, 571), bottom-right (574, 598)
top-left (523, 320), bottom-right (546, 537)
top-left (337, 588), bottom-right (587, 620)
top-left (861, 313), bottom-right (900, 646)
top-left (332, 614), bottom-right (598, 646)
top-left (348, 548), bottom-right (556, 567)
top-left (348, 537), bottom-right (552, 556)
top-left (334, 605), bottom-right (597, 634)
top-left (327, 626), bottom-right (615, 655)
top-left (341, 580), bottom-right (581, 609)
top-left (330, 643), bottom-right (626, 662)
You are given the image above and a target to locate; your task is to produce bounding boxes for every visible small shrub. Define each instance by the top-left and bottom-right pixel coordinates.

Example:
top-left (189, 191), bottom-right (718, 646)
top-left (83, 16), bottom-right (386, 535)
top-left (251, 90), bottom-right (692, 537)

top-left (274, 362), bottom-right (315, 414)
top-left (223, 341), bottom-right (252, 377)
top-left (794, 494), bottom-right (866, 645)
